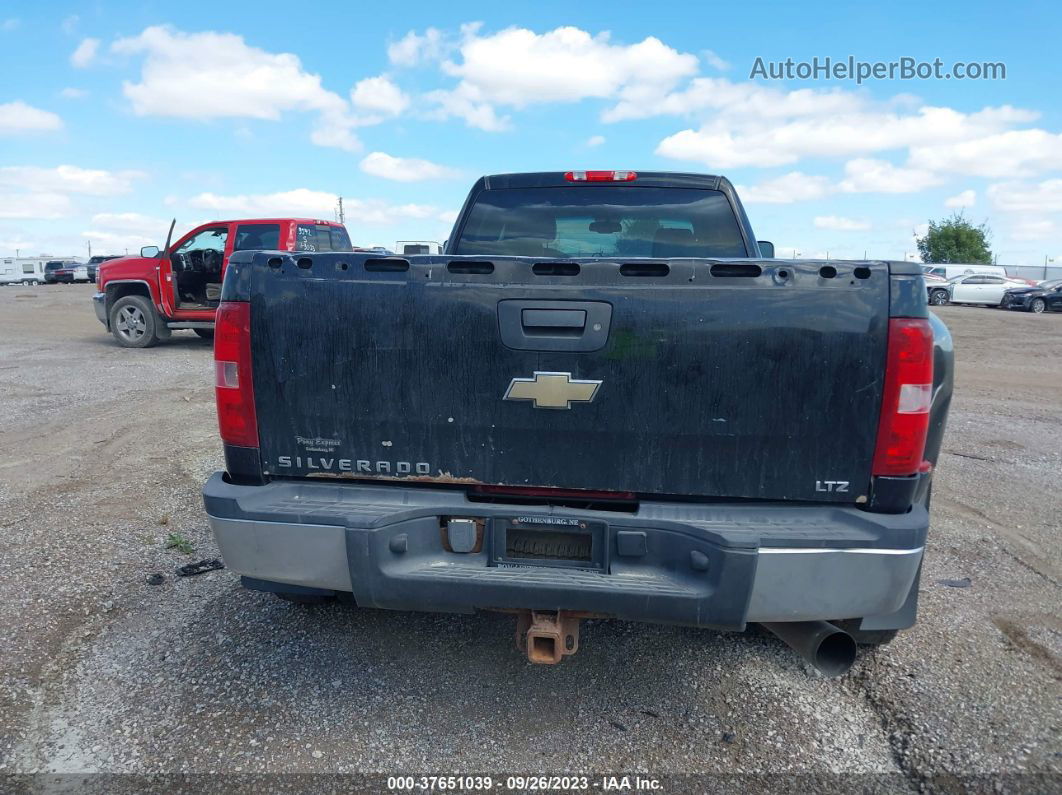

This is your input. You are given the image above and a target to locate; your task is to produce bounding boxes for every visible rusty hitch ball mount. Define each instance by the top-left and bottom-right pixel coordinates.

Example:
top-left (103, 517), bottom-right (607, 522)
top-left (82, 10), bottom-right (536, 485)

top-left (516, 610), bottom-right (583, 664)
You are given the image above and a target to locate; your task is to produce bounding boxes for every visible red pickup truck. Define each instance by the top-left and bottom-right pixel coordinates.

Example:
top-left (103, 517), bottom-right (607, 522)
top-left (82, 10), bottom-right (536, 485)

top-left (93, 218), bottom-right (353, 347)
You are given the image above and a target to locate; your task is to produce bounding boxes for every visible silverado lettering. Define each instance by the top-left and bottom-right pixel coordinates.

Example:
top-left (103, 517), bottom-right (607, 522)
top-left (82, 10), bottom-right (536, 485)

top-left (276, 456), bottom-right (431, 475)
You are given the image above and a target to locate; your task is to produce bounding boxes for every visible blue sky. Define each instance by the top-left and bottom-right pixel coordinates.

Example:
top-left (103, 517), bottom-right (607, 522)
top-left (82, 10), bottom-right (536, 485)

top-left (2, 0), bottom-right (1061, 264)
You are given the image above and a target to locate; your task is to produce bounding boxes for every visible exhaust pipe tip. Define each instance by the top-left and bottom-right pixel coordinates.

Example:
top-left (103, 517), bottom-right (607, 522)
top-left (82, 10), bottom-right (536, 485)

top-left (812, 628), bottom-right (858, 677)
top-left (761, 621), bottom-right (858, 678)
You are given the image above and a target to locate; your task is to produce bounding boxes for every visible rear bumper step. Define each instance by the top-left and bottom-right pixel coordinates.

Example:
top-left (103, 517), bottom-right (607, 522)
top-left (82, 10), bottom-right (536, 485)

top-left (203, 473), bottom-right (926, 628)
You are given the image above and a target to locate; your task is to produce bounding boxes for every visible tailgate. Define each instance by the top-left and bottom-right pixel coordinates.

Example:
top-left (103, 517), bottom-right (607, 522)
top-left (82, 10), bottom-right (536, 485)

top-left (246, 255), bottom-right (889, 503)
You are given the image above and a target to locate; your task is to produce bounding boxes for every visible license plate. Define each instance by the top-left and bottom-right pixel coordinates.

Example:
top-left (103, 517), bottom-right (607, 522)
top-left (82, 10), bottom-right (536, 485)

top-left (491, 517), bottom-right (606, 571)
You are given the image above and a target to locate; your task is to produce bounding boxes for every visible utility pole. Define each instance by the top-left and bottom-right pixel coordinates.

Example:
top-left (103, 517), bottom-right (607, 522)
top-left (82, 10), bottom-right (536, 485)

top-left (336, 196), bottom-right (345, 224)
top-left (87, 240), bottom-right (92, 260)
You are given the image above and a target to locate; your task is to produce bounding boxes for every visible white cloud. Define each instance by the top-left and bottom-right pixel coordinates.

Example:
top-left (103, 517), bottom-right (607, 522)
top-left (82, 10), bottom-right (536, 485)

top-left (737, 172), bottom-right (833, 204)
top-left (308, 118), bottom-right (362, 152)
top-left (609, 77), bottom-right (862, 123)
top-left (814, 215), bottom-right (872, 231)
top-left (109, 25), bottom-right (425, 152)
top-left (89, 212), bottom-right (168, 234)
top-left (70, 37), bottom-right (99, 68)
top-left (81, 211), bottom-right (173, 251)
top-left (586, 134), bottom-right (606, 147)
top-left (424, 25), bottom-right (697, 130)
top-left (656, 104), bottom-right (1032, 169)
top-left (444, 27), bottom-right (697, 105)
top-left (187, 188), bottom-right (338, 217)
top-left (612, 77), bottom-right (850, 123)
top-left (113, 26), bottom-right (344, 120)
top-left (186, 189), bottom-right (446, 226)
top-left (388, 27), bottom-right (448, 66)
top-left (423, 85), bottom-right (511, 132)
top-left (60, 87), bottom-right (88, 99)
top-left (61, 15), bottom-right (78, 34)
top-left (1007, 217), bottom-right (1058, 241)
top-left (0, 165), bottom-right (144, 196)
top-left (944, 189), bottom-right (976, 208)
top-left (908, 129), bottom-right (1062, 178)
top-left (701, 49), bottom-right (730, 71)
top-left (0, 101), bottom-right (63, 134)
top-left (83, 213), bottom-right (171, 252)
top-left (111, 25), bottom-right (372, 151)
top-left (838, 158), bottom-right (943, 193)
top-left (0, 192), bottom-right (72, 219)
top-left (739, 159), bottom-right (942, 205)
top-left (987, 180), bottom-right (1062, 213)
top-left (359, 152), bottom-right (460, 182)
top-left (350, 76), bottom-right (410, 116)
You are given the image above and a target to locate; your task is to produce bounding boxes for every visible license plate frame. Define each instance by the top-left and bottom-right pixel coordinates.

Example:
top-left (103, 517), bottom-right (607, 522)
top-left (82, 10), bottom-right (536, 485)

top-left (490, 516), bottom-right (607, 572)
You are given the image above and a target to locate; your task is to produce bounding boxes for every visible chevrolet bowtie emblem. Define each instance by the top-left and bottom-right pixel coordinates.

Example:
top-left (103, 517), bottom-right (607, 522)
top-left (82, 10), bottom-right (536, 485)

top-left (503, 371), bottom-right (602, 409)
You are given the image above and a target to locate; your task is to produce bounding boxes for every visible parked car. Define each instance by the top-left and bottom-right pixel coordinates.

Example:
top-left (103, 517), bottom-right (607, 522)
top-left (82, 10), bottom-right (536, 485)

top-left (203, 169), bottom-right (953, 677)
top-left (55, 263), bottom-right (86, 283)
top-left (87, 255), bottom-right (120, 282)
top-left (942, 274), bottom-right (1030, 306)
top-left (94, 218), bottom-right (353, 348)
top-left (44, 260), bottom-right (80, 284)
top-left (924, 272), bottom-right (950, 305)
top-left (1001, 278), bottom-right (1062, 313)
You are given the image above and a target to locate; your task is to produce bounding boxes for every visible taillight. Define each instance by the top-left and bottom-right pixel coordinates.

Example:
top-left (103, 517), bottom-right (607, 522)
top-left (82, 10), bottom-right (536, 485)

top-left (564, 170), bottom-right (637, 182)
top-left (872, 318), bottom-right (933, 476)
top-left (214, 301), bottom-right (258, 448)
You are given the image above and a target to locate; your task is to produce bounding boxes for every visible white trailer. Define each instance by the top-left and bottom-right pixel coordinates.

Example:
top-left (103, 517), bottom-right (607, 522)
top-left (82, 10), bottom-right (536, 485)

top-left (0, 257), bottom-right (48, 285)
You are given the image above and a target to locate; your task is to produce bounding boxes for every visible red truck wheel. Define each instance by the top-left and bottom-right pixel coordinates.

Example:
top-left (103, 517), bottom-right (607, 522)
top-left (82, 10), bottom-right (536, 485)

top-left (110, 295), bottom-right (161, 348)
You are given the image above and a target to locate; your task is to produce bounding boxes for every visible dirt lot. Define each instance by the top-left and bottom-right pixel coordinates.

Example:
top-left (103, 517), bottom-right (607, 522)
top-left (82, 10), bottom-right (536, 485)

top-left (0, 284), bottom-right (1059, 789)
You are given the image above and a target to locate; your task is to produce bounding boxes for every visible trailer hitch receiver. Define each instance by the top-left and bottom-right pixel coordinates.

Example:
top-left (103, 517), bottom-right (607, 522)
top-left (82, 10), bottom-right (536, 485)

top-left (516, 610), bottom-right (582, 664)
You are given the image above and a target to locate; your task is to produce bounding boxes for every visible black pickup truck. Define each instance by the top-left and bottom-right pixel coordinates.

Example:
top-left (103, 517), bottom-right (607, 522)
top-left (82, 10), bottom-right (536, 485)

top-left (203, 170), bottom-right (953, 675)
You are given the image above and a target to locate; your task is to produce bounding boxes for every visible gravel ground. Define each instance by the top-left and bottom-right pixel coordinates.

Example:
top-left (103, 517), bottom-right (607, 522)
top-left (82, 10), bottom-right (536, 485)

top-left (0, 284), bottom-right (1059, 790)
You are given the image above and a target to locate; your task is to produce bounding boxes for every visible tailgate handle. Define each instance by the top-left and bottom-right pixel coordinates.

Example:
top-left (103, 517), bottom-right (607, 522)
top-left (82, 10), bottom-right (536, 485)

top-left (521, 309), bottom-right (586, 331)
top-left (499, 300), bottom-right (612, 352)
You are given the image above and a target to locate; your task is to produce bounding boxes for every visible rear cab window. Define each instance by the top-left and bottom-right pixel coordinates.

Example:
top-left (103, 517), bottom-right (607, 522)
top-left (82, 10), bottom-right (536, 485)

top-left (295, 223), bottom-right (353, 253)
top-left (234, 223), bottom-right (281, 251)
top-left (454, 186), bottom-right (748, 258)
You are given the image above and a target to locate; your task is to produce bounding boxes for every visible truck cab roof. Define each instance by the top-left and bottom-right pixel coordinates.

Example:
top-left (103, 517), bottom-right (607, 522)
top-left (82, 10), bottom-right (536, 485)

top-left (479, 171), bottom-right (726, 190)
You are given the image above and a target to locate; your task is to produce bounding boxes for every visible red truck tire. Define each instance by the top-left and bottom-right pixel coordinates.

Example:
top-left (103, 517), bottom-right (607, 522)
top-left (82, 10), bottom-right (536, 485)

top-left (110, 294), bottom-right (161, 348)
